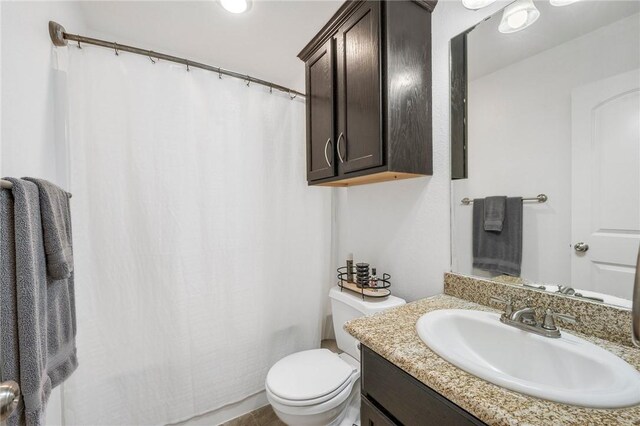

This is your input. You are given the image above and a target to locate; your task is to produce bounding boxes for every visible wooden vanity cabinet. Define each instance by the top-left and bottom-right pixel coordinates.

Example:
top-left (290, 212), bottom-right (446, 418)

top-left (298, 0), bottom-right (436, 187)
top-left (361, 345), bottom-right (486, 426)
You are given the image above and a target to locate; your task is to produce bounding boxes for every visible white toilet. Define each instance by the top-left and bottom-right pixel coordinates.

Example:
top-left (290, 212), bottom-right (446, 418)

top-left (266, 287), bottom-right (406, 426)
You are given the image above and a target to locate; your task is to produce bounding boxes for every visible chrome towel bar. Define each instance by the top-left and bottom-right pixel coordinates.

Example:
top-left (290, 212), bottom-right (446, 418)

top-left (0, 179), bottom-right (72, 198)
top-left (461, 193), bottom-right (548, 205)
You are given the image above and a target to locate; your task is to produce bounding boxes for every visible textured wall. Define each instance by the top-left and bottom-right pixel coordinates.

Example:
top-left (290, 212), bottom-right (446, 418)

top-left (1, 2), bottom-right (87, 184)
top-left (334, 1), bottom-right (512, 302)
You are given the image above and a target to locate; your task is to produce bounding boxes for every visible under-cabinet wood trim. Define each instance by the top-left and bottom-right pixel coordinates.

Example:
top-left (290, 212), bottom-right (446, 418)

top-left (314, 171), bottom-right (425, 187)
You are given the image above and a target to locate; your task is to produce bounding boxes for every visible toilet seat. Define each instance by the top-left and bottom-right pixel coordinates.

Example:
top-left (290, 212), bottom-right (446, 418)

top-left (265, 349), bottom-right (359, 408)
top-left (267, 374), bottom-right (359, 419)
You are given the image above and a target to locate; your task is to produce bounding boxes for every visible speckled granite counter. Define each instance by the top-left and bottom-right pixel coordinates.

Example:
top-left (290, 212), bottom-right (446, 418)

top-left (345, 294), bottom-right (640, 426)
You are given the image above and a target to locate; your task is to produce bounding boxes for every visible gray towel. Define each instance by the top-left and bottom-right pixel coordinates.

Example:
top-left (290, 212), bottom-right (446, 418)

top-left (0, 178), bottom-right (78, 426)
top-left (483, 196), bottom-right (506, 232)
top-left (23, 178), bottom-right (73, 280)
top-left (0, 190), bottom-right (24, 425)
top-left (473, 197), bottom-right (523, 276)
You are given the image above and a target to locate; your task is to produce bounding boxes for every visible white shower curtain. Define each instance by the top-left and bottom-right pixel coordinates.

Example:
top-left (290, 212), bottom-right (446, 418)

top-left (62, 47), bottom-right (332, 425)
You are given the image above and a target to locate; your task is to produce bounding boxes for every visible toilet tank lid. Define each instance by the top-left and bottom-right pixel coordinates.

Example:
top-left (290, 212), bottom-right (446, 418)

top-left (329, 287), bottom-right (406, 315)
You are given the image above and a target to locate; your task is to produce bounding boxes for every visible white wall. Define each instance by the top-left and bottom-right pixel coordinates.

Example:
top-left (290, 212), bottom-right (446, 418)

top-left (1, 1), bottom-right (87, 183)
top-left (452, 13), bottom-right (640, 284)
top-left (334, 1), bottom-right (512, 302)
top-left (1, 2), bottom-right (88, 424)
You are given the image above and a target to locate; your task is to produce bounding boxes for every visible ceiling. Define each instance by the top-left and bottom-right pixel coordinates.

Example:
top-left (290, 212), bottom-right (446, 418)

top-left (467, 1), bottom-right (640, 80)
top-left (78, 1), bottom-right (343, 92)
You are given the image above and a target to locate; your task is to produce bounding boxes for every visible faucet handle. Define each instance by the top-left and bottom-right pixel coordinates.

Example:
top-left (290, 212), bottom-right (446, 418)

top-left (542, 309), bottom-right (577, 330)
top-left (490, 296), bottom-right (513, 316)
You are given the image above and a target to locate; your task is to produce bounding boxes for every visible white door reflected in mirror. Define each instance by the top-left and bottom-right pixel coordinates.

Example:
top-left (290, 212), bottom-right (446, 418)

top-left (571, 69), bottom-right (640, 301)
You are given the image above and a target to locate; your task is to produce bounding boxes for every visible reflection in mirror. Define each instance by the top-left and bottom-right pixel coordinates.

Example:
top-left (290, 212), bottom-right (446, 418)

top-left (450, 1), bottom-right (640, 309)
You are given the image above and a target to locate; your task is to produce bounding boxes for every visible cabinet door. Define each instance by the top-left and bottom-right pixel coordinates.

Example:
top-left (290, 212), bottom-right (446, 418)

top-left (361, 397), bottom-right (396, 426)
top-left (336, 1), bottom-right (383, 174)
top-left (362, 346), bottom-right (486, 426)
top-left (306, 39), bottom-right (336, 182)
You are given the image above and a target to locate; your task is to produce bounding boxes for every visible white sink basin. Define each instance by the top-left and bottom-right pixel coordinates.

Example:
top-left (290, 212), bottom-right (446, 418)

top-left (416, 309), bottom-right (640, 408)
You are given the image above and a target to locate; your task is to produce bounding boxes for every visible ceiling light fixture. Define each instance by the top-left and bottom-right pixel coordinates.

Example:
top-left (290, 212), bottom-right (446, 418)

top-left (498, 0), bottom-right (540, 33)
top-left (220, 0), bottom-right (250, 14)
top-left (550, 0), bottom-right (581, 6)
top-left (462, 0), bottom-right (497, 10)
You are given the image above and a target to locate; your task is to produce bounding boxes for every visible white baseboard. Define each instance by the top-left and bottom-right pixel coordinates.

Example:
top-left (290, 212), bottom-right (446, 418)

top-left (171, 390), bottom-right (269, 426)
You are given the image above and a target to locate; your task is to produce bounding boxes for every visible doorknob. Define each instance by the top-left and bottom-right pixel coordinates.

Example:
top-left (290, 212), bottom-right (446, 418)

top-left (0, 381), bottom-right (19, 421)
top-left (574, 242), bottom-right (589, 253)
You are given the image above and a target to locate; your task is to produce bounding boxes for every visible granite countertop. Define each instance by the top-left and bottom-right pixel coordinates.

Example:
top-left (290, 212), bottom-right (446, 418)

top-left (345, 294), bottom-right (640, 426)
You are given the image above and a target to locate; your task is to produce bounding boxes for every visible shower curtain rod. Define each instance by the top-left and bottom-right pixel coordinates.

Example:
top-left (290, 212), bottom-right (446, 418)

top-left (48, 21), bottom-right (306, 99)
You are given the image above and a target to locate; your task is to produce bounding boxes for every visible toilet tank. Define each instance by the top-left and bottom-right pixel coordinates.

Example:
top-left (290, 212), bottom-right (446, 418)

top-left (329, 287), bottom-right (406, 360)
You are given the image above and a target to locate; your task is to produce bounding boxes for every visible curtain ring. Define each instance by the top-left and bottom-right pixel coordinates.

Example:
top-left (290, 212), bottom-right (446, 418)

top-left (113, 42), bottom-right (119, 56)
top-left (218, 67), bottom-right (222, 79)
top-left (148, 51), bottom-right (156, 64)
top-left (77, 40), bottom-right (82, 49)
top-left (185, 60), bottom-right (190, 72)
top-left (269, 85), bottom-right (273, 94)
top-left (246, 76), bottom-right (251, 87)
top-left (289, 91), bottom-right (297, 100)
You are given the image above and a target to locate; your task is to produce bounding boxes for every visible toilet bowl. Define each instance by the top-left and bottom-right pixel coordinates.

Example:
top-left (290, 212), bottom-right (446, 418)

top-left (266, 349), bottom-right (360, 426)
top-left (266, 287), bottom-right (406, 426)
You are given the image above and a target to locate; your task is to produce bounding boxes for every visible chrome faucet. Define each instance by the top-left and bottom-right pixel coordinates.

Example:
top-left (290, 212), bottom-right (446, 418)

top-left (556, 284), bottom-right (573, 295)
top-left (490, 297), bottom-right (577, 338)
top-left (556, 285), bottom-right (604, 303)
top-left (510, 301), bottom-right (537, 326)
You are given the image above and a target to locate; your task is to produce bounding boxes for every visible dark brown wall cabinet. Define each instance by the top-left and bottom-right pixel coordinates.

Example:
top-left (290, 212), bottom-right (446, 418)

top-left (298, 0), bottom-right (437, 187)
top-left (361, 345), bottom-right (487, 425)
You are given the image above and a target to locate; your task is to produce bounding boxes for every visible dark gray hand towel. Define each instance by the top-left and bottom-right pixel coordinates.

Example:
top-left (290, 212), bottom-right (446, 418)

top-left (23, 178), bottom-right (73, 280)
top-left (473, 197), bottom-right (523, 276)
top-left (483, 196), bottom-right (506, 232)
top-left (1, 178), bottom-right (78, 426)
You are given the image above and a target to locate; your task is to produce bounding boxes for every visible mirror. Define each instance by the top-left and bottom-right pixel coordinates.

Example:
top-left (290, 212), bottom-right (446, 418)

top-left (450, 0), bottom-right (640, 309)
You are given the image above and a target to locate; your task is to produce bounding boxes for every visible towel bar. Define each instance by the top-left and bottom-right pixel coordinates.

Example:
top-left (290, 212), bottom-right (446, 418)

top-left (0, 179), bottom-right (72, 198)
top-left (461, 194), bottom-right (547, 205)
